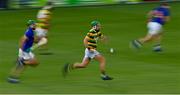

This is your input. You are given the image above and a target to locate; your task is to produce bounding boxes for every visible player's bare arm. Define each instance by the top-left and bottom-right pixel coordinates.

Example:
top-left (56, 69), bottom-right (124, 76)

top-left (83, 36), bottom-right (89, 48)
top-left (19, 35), bottom-right (28, 49)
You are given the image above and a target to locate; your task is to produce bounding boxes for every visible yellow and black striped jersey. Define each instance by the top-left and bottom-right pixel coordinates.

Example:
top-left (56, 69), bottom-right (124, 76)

top-left (36, 9), bottom-right (51, 30)
top-left (85, 29), bottom-right (103, 49)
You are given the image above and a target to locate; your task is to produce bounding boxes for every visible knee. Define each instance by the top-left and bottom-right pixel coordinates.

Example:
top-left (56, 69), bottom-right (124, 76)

top-left (100, 56), bottom-right (106, 63)
top-left (29, 64), bottom-right (39, 67)
top-left (38, 37), bottom-right (48, 45)
top-left (30, 59), bottom-right (39, 67)
top-left (29, 62), bottom-right (39, 67)
top-left (41, 37), bottom-right (48, 44)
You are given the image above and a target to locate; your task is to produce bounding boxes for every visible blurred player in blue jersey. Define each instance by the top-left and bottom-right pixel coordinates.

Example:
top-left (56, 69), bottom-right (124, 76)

top-left (131, 3), bottom-right (170, 52)
top-left (7, 20), bottom-right (39, 83)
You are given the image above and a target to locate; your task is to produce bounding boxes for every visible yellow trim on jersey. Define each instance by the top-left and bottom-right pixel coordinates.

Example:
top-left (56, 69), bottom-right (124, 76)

top-left (85, 36), bottom-right (94, 40)
top-left (40, 10), bottom-right (51, 15)
top-left (85, 29), bottom-right (103, 49)
top-left (37, 9), bottom-right (51, 29)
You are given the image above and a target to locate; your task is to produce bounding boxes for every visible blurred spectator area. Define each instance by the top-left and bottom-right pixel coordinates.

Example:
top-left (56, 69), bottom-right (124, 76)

top-left (144, 0), bottom-right (160, 1)
top-left (0, 0), bottom-right (177, 9)
top-left (9, 0), bottom-right (48, 8)
top-left (19, 0), bottom-right (31, 5)
top-left (0, 0), bottom-right (9, 8)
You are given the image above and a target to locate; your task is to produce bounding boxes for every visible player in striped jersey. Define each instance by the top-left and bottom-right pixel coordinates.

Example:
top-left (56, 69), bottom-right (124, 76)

top-left (31, 2), bottom-right (53, 51)
top-left (63, 21), bottom-right (113, 80)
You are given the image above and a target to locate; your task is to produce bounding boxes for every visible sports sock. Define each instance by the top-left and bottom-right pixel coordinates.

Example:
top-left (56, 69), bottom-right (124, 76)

top-left (101, 71), bottom-right (107, 78)
top-left (134, 40), bottom-right (142, 48)
top-left (153, 44), bottom-right (162, 52)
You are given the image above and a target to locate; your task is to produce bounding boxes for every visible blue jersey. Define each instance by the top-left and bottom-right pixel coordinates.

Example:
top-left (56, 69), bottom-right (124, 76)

top-left (22, 27), bottom-right (34, 52)
top-left (151, 6), bottom-right (170, 25)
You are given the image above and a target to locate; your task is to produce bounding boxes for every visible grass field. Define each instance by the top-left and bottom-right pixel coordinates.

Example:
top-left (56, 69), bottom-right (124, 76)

top-left (0, 2), bottom-right (180, 94)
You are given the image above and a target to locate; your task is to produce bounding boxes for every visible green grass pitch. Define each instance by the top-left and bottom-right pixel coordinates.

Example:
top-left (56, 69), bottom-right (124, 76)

top-left (0, 3), bottom-right (180, 94)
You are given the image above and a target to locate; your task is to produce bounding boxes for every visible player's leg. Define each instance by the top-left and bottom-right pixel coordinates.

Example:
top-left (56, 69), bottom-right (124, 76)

top-left (73, 57), bottom-right (90, 68)
top-left (63, 48), bottom-right (91, 77)
top-left (72, 48), bottom-right (98, 69)
top-left (23, 58), bottom-right (39, 67)
top-left (131, 34), bottom-right (153, 49)
top-left (147, 22), bottom-right (163, 52)
top-left (7, 57), bottom-right (26, 83)
top-left (21, 51), bottom-right (39, 66)
top-left (131, 22), bottom-right (161, 49)
top-left (31, 28), bottom-right (48, 51)
top-left (139, 34), bottom-right (154, 43)
top-left (131, 25), bottom-right (155, 49)
top-left (148, 22), bottom-right (163, 51)
top-left (31, 37), bottom-right (48, 51)
top-left (8, 49), bottom-right (26, 82)
top-left (152, 33), bottom-right (162, 52)
top-left (8, 50), bottom-right (38, 83)
top-left (94, 54), bottom-right (113, 80)
top-left (7, 59), bottom-right (38, 83)
top-left (94, 54), bottom-right (105, 74)
top-left (63, 57), bottom-right (90, 77)
top-left (7, 60), bottom-right (27, 83)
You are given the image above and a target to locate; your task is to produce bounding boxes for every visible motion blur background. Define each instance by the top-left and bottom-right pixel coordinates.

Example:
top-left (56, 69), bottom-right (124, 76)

top-left (0, 0), bottom-right (179, 9)
top-left (0, 0), bottom-right (180, 94)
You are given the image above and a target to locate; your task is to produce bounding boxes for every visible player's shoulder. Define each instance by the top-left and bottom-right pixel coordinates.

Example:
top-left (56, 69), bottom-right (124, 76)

top-left (25, 28), bottom-right (30, 32)
top-left (25, 28), bottom-right (33, 34)
top-left (89, 29), bottom-right (96, 33)
top-left (39, 9), bottom-right (51, 14)
top-left (39, 9), bottom-right (50, 14)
